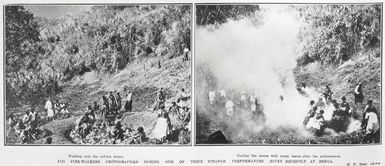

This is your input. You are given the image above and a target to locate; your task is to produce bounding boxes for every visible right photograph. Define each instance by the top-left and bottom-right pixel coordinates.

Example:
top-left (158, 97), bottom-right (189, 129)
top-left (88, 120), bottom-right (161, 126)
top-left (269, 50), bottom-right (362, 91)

top-left (195, 4), bottom-right (381, 145)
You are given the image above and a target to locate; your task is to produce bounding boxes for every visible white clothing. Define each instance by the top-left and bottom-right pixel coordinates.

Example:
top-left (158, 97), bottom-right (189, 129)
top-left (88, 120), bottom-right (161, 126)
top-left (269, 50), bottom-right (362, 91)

top-left (306, 117), bottom-right (323, 130)
top-left (126, 92), bottom-right (132, 102)
top-left (208, 91), bottom-right (215, 105)
top-left (225, 100), bottom-right (234, 116)
top-left (306, 118), bottom-right (315, 129)
top-left (365, 112), bottom-right (379, 134)
top-left (29, 112), bottom-right (37, 121)
top-left (354, 85), bottom-right (360, 94)
top-left (250, 96), bottom-right (256, 111)
top-left (240, 95), bottom-right (247, 102)
top-left (152, 117), bottom-right (169, 140)
top-left (220, 90), bottom-right (226, 98)
top-left (45, 100), bottom-right (54, 117)
top-left (61, 109), bottom-right (69, 114)
top-left (250, 96), bottom-right (255, 103)
top-left (183, 48), bottom-right (189, 53)
top-left (45, 100), bottom-right (53, 109)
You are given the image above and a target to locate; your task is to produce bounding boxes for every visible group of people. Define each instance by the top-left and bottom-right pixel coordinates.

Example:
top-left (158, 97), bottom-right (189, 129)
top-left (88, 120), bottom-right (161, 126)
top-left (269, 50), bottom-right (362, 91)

top-left (70, 87), bottom-right (191, 144)
top-left (98, 88), bottom-right (133, 119)
top-left (206, 81), bottom-right (379, 140)
top-left (303, 83), bottom-right (380, 137)
top-left (8, 108), bottom-right (41, 144)
top-left (6, 97), bottom-right (71, 144)
top-left (154, 88), bottom-right (190, 119)
top-left (70, 88), bottom-right (133, 143)
top-left (208, 89), bottom-right (266, 122)
top-left (70, 115), bottom-right (147, 145)
top-left (44, 97), bottom-right (70, 121)
top-left (152, 88), bottom-right (191, 143)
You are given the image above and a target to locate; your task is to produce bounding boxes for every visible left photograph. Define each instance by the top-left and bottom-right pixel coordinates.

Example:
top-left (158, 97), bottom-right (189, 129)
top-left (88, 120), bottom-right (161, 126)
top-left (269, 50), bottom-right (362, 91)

top-left (5, 4), bottom-right (192, 145)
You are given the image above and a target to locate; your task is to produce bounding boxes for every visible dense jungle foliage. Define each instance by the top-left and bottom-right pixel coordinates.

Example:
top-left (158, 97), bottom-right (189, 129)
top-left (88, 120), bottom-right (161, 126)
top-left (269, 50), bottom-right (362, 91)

top-left (293, 4), bottom-right (381, 66)
top-left (5, 5), bottom-right (191, 108)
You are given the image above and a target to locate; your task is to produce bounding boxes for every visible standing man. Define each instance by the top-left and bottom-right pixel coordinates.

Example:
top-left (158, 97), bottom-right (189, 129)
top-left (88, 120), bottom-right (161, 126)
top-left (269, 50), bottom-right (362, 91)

top-left (250, 95), bottom-right (257, 111)
top-left (219, 89), bottom-right (226, 106)
top-left (182, 44), bottom-right (190, 61)
top-left (45, 97), bottom-right (54, 121)
top-left (108, 92), bottom-right (117, 113)
top-left (361, 99), bottom-right (378, 130)
top-left (304, 106), bottom-right (318, 127)
top-left (240, 91), bottom-right (248, 108)
top-left (225, 98), bottom-right (234, 117)
top-left (208, 90), bottom-right (216, 105)
top-left (29, 108), bottom-right (38, 128)
top-left (312, 110), bottom-right (326, 136)
top-left (115, 92), bottom-right (122, 112)
top-left (158, 88), bottom-right (166, 103)
top-left (323, 85), bottom-right (333, 102)
top-left (125, 89), bottom-right (133, 112)
top-left (354, 82), bottom-right (364, 105)
top-left (309, 100), bottom-right (315, 110)
top-left (153, 88), bottom-right (166, 112)
top-left (330, 103), bottom-right (346, 133)
top-left (101, 96), bottom-right (109, 118)
top-left (178, 88), bottom-right (189, 111)
top-left (363, 102), bottom-right (379, 135)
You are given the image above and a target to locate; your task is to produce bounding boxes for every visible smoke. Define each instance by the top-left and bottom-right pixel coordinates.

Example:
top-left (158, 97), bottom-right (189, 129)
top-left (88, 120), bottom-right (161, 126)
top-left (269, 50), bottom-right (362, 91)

top-left (196, 6), bottom-right (365, 143)
top-left (197, 7), bottom-right (311, 128)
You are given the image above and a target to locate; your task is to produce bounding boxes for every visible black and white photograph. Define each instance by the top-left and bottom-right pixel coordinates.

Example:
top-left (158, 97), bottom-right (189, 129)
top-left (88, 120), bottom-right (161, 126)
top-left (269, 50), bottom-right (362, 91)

top-left (5, 4), bottom-right (192, 145)
top-left (195, 4), bottom-right (381, 145)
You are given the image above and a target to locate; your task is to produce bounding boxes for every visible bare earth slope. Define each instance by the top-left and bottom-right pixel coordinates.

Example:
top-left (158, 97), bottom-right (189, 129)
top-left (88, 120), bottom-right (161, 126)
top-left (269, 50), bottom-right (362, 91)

top-left (6, 55), bottom-right (191, 144)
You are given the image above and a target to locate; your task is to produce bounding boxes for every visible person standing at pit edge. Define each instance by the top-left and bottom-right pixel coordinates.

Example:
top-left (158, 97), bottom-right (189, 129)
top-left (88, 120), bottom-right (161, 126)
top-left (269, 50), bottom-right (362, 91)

top-left (125, 88), bottom-right (133, 112)
top-left (225, 98), bottom-right (234, 117)
top-left (45, 97), bottom-right (54, 121)
top-left (354, 82), bottom-right (364, 105)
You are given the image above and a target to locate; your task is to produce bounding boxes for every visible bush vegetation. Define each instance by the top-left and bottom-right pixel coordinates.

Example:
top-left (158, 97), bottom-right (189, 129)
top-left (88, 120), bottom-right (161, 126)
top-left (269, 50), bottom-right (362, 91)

top-left (293, 4), bottom-right (381, 66)
top-left (5, 5), bottom-right (191, 108)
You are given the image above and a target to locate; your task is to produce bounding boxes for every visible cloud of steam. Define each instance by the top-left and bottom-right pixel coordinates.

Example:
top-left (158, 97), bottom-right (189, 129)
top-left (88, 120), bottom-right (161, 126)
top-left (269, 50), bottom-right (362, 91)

top-left (196, 7), bottom-right (313, 128)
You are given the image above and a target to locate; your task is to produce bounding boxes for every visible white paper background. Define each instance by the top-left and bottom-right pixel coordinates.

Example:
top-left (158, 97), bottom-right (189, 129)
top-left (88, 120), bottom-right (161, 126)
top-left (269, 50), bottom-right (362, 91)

top-left (0, 0), bottom-right (384, 165)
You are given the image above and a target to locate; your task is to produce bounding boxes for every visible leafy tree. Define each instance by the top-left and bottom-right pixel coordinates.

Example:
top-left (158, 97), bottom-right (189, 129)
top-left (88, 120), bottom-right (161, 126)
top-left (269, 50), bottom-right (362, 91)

top-left (196, 5), bottom-right (260, 26)
top-left (5, 6), bottom-right (40, 52)
top-left (5, 6), bottom-right (56, 107)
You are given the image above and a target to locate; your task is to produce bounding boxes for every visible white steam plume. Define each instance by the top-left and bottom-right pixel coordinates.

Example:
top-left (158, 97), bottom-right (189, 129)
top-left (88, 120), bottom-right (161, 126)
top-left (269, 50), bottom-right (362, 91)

top-left (197, 6), bottom-right (315, 128)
